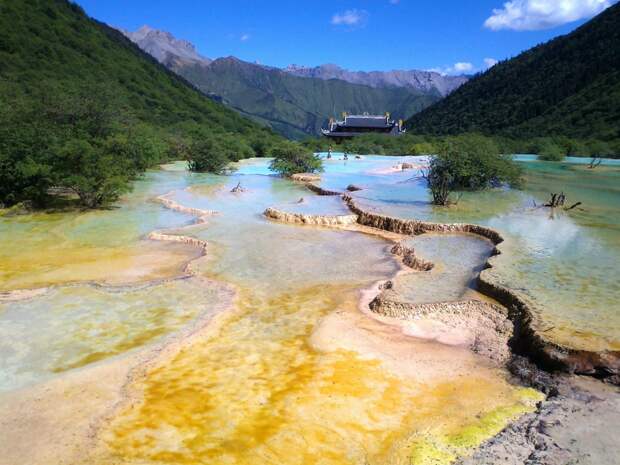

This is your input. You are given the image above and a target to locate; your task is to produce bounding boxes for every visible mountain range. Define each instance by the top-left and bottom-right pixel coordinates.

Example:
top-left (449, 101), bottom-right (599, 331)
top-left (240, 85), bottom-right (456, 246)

top-left (284, 64), bottom-right (467, 97)
top-left (407, 1), bottom-right (620, 145)
top-left (122, 26), bottom-right (467, 139)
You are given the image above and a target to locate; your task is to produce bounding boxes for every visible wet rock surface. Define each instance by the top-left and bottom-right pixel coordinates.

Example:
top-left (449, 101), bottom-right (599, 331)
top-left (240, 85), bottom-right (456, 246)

top-left (370, 295), bottom-right (513, 364)
top-left (458, 358), bottom-right (620, 465)
top-left (343, 193), bottom-right (620, 381)
top-left (263, 207), bottom-right (358, 226)
top-left (263, 174), bottom-right (618, 465)
top-left (291, 173), bottom-right (321, 182)
top-left (305, 183), bottom-right (343, 196)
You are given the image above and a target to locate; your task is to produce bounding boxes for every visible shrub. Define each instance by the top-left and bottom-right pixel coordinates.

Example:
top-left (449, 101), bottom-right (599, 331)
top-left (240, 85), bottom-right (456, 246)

top-left (269, 142), bottom-right (323, 176)
top-left (587, 140), bottom-right (613, 157)
top-left (186, 138), bottom-right (231, 173)
top-left (410, 142), bottom-right (437, 155)
top-left (425, 134), bottom-right (522, 205)
top-left (55, 139), bottom-right (134, 208)
top-left (538, 142), bottom-right (565, 161)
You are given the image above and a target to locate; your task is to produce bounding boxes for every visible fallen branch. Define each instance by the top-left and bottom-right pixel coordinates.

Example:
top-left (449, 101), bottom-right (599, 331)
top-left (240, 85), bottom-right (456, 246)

top-left (540, 192), bottom-right (585, 212)
top-left (588, 156), bottom-right (602, 169)
top-left (231, 181), bottom-right (245, 193)
top-left (544, 192), bottom-right (566, 208)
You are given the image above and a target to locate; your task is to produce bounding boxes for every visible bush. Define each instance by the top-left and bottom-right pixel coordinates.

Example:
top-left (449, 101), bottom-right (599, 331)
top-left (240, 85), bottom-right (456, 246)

top-left (426, 134), bottom-right (522, 205)
top-left (186, 138), bottom-right (231, 173)
top-left (0, 0), bottom-right (286, 210)
top-left (410, 142), bottom-right (437, 155)
top-left (0, 152), bottom-right (52, 207)
top-left (104, 127), bottom-right (168, 172)
top-left (587, 140), bottom-right (613, 157)
top-left (538, 142), bottom-right (565, 161)
top-left (269, 142), bottom-right (323, 176)
top-left (55, 139), bottom-right (134, 208)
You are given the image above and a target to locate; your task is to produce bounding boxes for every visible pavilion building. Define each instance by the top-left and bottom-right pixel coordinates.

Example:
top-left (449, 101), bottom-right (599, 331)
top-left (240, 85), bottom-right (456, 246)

top-left (321, 112), bottom-right (405, 141)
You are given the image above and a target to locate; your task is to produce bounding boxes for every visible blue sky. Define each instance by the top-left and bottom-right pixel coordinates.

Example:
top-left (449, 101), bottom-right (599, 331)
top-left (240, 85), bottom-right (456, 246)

top-left (76, 0), bottom-right (615, 73)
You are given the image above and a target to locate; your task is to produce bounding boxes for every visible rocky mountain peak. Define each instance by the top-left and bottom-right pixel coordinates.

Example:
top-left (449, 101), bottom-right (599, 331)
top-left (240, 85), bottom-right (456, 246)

top-left (122, 25), bottom-right (211, 66)
top-left (284, 64), bottom-right (468, 96)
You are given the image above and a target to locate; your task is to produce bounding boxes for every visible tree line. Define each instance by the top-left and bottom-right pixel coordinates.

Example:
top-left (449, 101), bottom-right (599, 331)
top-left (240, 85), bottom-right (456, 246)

top-left (300, 133), bottom-right (619, 160)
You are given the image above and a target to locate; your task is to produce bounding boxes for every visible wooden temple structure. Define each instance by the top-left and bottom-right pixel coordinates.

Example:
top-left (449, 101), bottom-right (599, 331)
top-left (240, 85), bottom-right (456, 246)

top-left (321, 112), bottom-right (405, 141)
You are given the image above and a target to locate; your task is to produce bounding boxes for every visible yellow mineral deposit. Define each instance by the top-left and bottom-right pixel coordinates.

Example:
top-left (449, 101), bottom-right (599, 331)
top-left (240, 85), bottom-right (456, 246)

top-left (94, 286), bottom-right (540, 465)
top-left (8, 157), bottom-right (615, 465)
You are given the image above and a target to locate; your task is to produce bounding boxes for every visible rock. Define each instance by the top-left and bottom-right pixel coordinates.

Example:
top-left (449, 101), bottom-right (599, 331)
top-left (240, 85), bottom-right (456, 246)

top-left (263, 207), bottom-right (358, 226)
top-left (291, 173), bottom-right (321, 182)
top-left (122, 25), bottom-right (212, 66)
top-left (457, 374), bottom-right (620, 465)
top-left (401, 162), bottom-right (414, 170)
top-left (343, 193), bottom-right (620, 381)
top-left (390, 242), bottom-right (434, 271)
top-left (369, 296), bottom-right (513, 364)
top-left (305, 184), bottom-right (342, 196)
top-left (346, 184), bottom-right (363, 192)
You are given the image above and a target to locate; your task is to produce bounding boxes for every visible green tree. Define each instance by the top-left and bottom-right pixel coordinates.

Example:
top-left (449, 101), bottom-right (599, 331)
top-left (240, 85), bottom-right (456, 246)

top-left (186, 138), bottom-right (231, 173)
top-left (269, 142), bottom-right (323, 176)
top-left (425, 134), bottom-right (522, 205)
top-left (0, 0), bottom-right (284, 209)
top-left (410, 142), bottom-right (437, 155)
top-left (55, 139), bottom-right (134, 208)
top-left (538, 142), bottom-right (565, 161)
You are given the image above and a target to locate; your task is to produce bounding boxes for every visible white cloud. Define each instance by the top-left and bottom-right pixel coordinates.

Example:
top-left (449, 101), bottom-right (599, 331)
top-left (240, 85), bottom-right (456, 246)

top-left (331, 9), bottom-right (369, 27)
top-left (426, 67), bottom-right (446, 75)
top-left (240, 33), bottom-right (250, 42)
top-left (484, 0), bottom-right (615, 31)
top-left (484, 57), bottom-right (499, 68)
top-left (429, 59), bottom-right (499, 75)
top-left (453, 62), bottom-right (474, 73)
top-left (428, 62), bottom-right (475, 75)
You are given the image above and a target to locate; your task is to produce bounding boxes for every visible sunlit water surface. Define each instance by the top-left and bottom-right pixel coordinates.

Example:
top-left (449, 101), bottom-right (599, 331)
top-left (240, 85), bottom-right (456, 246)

top-left (7, 156), bottom-right (600, 464)
top-left (92, 163), bottom-right (536, 464)
top-left (0, 168), bottom-right (207, 291)
top-left (0, 277), bottom-right (224, 391)
top-left (323, 155), bottom-right (620, 351)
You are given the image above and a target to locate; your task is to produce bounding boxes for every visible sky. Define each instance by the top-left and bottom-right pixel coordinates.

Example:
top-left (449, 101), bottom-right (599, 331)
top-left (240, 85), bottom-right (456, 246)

top-left (76, 0), bottom-right (616, 73)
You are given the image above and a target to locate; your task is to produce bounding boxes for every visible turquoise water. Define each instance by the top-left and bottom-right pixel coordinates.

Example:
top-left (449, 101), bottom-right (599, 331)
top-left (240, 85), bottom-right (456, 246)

top-left (274, 195), bottom-right (352, 216)
top-left (0, 277), bottom-right (225, 391)
top-left (513, 154), bottom-right (620, 165)
top-left (227, 155), bottom-right (620, 350)
top-left (337, 157), bottom-right (620, 351)
top-left (167, 173), bottom-right (396, 292)
top-left (0, 157), bottom-right (549, 465)
top-left (394, 234), bottom-right (495, 304)
top-left (211, 156), bottom-right (620, 351)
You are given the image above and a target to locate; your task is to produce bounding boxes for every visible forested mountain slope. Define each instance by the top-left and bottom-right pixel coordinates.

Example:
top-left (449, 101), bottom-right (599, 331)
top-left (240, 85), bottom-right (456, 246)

top-left (0, 0), bottom-right (281, 207)
top-left (407, 2), bottom-right (620, 145)
top-left (121, 26), bottom-right (442, 139)
top-left (0, 0), bottom-right (278, 138)
top-left (176, 57), bottom-right (438, 139)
